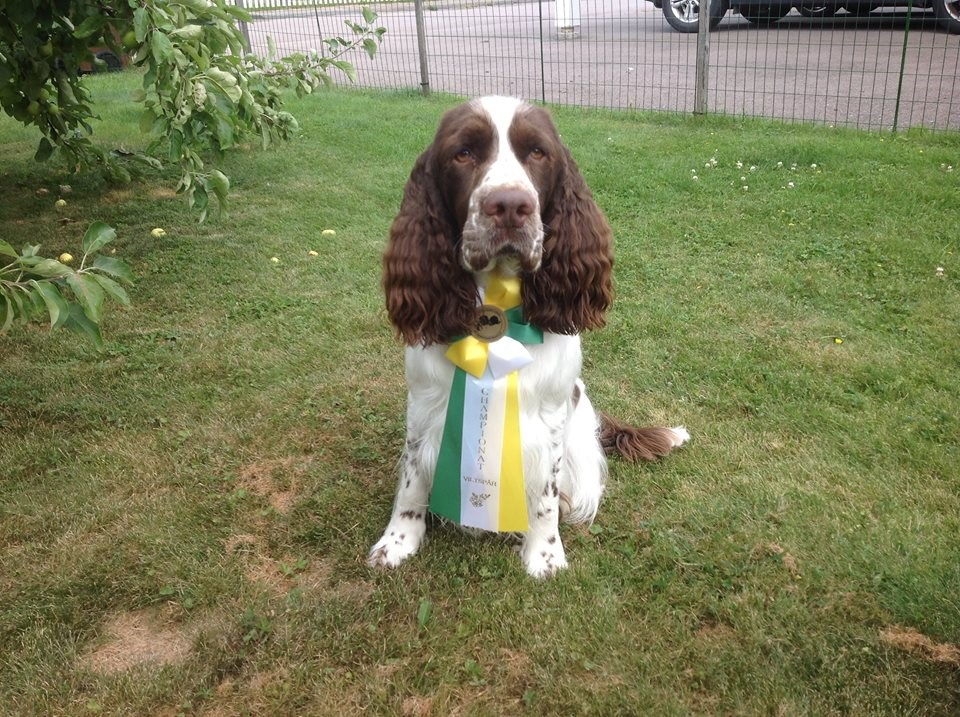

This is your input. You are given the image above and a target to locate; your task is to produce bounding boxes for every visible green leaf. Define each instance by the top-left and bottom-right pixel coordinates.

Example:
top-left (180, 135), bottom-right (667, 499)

top-left (151, 31), bottom-right (174, 64)
top-left (191, 183), bottom-right (209, 212)
top-left (215, 117), bottom-right (235, 149)
top-left (134, 8), bottom-right (150, 41)
top-left (66, 273), bottom-right (105, 323)
top-left (362, 38), bottom-right (378, 60)
top-left (208, 169), bottom-right (230, 210)
top-left (333, 61), bottom-right (357, 83)
top-left (0, 240), bottom-right (16, 258)
top-left (73, 15), bottom-right (104, 39)
top-left (139, 108), bottom-right (156, 135)
top-left (362, 6), bottom-right (378, 24)
top-left (207, 68), bottom-right (241, 102)
top-left (29, 279), bottom-right (70, 329)
top-left (130, 154), bottom-right (163, 170)
top-left (82, 222), bottom-right (117, 255)
top-left (19, 257), bottom-right (73, 279)
top-left (169, 129), bottom-right (184, 162)
top-left (25, 286), bottom-right (45, 314)
top-left (63, 303), bottom-right (104, 348)
top-left (143, 61), bottom-right (157, 87)
top-left (224, 4), bottom-right (252, 21)
top-left (91, 256), bottom-right (135, 285)
top-left (8, 285), bottom-right (27, 321)
top-left (34, 137), bottom-right (54, 162)
top-left (171, 24), bottom-right (203, 41)
top-left (416, 599), bottom-right (432, 629)
top-left (91, 273), bottom-right (131, 307)
top-left (1, 291), bottom-right (13, 334)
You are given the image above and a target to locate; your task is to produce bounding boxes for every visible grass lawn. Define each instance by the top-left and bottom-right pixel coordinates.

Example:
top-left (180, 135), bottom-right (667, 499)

top-left (1, 72), bottom-right (959, 716)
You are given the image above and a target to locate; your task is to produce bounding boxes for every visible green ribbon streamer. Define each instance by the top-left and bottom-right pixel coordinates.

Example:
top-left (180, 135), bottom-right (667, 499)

top-left (431, 367), bottom-right (467, 521)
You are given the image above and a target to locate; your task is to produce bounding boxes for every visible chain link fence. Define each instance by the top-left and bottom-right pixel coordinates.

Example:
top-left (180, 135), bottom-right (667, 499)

top-left (239, 0), bottom-right (959, 130)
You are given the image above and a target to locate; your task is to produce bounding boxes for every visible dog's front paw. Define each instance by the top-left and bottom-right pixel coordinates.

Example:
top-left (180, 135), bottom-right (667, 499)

top-left (367, 526), bottom-right (424, 569)
top-left (521, 538), bottom-right (568, 579)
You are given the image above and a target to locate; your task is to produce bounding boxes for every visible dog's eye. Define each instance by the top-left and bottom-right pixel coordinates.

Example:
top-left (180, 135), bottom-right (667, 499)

top-left (528, 147), bottom-right (546, 161)
top-left (454, 148), bottom-right (473, 164)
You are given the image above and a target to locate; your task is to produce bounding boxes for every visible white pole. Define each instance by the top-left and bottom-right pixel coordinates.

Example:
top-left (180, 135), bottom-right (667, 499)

top-left (555, 0), bottom-right (580, 38)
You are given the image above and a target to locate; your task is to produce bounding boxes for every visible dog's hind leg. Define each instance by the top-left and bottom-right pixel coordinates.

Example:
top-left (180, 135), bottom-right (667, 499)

top-left (558, 380), bottom-right (608, 526)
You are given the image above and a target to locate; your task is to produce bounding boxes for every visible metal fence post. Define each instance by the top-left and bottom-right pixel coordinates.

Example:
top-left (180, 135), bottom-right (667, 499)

top-left (694, 0), bottom-right (710, 115)
top-left (538, 0), bottom-right (546, 104)
top-left (414, 0), bottom-right (431, 95)
top-left (892, 0), bottom-right (914, 132)
top-left (234, 0), bottom-right (251, 52)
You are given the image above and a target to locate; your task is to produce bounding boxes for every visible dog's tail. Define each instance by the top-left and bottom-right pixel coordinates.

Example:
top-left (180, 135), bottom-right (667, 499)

top-left (599, 413), bottom-right (690, 462)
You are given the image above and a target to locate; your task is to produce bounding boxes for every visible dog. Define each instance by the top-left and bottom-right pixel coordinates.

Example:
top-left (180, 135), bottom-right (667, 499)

top-left (368, 96), bottom-right (688, 577)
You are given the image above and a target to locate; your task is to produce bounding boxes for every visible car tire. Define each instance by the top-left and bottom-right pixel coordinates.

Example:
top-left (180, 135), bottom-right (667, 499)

top-left (94, 50), bottom-right (123, 72)
top-left (662, 0), bottom-right (729, 32)
top-left (737, 3), bottom-right (792, 24)
top-left (933, 0), bottom-right (960, 33)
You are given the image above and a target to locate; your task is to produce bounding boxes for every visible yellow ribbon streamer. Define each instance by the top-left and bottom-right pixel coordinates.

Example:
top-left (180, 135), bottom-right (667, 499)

top-left (498, 371), bottom-right (527, 531)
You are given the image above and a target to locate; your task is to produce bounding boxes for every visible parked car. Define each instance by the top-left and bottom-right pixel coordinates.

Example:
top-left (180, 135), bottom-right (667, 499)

top-left (651, 0), bottom-right (960, 34)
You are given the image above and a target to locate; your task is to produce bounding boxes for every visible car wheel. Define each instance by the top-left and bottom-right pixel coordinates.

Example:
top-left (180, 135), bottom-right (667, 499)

top-left (797, 2), bottom-right (838, 16)
top-left (737, 3), bottom-right (792, 24)
top-left (662, 0), bottom-right (729, 32)
top-left (933, 0), bottom-right (960, 33)
top-left (94, 50), bottom-right (123, 72)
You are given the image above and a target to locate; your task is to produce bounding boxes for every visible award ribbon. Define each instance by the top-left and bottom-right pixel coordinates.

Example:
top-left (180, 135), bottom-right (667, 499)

top-left (430, 274), bottom-right (543, 532)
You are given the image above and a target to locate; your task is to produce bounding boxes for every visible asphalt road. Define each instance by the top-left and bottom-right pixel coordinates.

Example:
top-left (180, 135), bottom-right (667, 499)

top-left (246, 1), bottom-right (959, 130)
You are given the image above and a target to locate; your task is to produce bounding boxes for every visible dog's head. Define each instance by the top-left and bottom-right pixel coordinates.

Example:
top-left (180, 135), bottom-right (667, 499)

top-left (383, 97), bottom-right (614, 346)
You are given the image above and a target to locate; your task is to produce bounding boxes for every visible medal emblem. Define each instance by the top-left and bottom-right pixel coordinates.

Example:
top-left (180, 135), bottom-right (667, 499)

top-left (472, 304), bottom-right (507, 342)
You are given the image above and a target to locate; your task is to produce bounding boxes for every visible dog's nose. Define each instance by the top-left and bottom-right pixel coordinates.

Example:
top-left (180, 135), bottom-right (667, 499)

top-left (482, 188), bottom-right (535, 229)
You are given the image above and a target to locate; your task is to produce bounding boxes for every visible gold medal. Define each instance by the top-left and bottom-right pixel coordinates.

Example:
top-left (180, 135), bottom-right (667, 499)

top-left (472, 304), bottom-right (507, 342)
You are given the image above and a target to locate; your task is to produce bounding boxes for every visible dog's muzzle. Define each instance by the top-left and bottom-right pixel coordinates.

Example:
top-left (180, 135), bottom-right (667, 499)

top-left (461, 185), bottom-right (543, 272)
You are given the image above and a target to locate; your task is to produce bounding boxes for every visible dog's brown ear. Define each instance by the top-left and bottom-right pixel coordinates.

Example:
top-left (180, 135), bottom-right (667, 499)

top-left (383, 149), bottom-right (478, 346)
top-left (522, 145), bottom-right (613, 334)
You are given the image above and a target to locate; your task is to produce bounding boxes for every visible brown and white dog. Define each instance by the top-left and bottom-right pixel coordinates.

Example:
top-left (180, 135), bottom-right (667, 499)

top-left (368, 96), bottom-right (688, 578)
